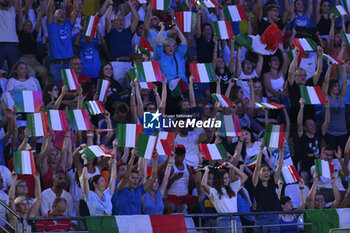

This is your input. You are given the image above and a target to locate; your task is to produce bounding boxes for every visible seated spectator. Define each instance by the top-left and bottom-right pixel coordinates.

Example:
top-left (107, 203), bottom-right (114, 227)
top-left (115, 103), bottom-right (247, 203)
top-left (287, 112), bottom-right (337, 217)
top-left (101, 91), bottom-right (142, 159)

top-left (42, 84), bottom-right (60, 108)
top-left (5, 62), bottom-right (41, 92)
top-left (36, 197), bottom-right (74, 232)
top-left (69, 56), bottom-right (91, 85)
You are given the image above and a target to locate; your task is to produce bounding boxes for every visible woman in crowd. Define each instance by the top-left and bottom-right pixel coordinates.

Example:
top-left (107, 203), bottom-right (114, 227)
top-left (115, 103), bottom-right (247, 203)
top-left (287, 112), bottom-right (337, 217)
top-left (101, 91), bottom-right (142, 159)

top-left (316, 0), bottom-right (331, 37)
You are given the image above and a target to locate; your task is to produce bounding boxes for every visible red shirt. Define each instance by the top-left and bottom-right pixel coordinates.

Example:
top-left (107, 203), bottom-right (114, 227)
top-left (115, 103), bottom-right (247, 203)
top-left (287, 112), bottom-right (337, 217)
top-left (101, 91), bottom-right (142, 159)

top-left (36, 211), bottom-right (73, 232)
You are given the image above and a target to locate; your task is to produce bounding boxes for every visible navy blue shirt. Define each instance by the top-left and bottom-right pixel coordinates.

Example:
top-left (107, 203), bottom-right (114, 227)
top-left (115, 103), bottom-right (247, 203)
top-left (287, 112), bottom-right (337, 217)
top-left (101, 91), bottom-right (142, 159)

top-left (114, 184), bottom-right (145, 215)
top-left (107, 28), bottom-right (132, 60)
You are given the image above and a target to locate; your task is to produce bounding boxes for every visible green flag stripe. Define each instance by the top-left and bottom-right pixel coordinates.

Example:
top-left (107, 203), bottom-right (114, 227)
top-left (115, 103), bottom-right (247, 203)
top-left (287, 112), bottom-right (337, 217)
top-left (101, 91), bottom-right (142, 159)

top-left (264, 124), bottom-right (272, 146)
top-left (66, 110), bottom-right (76, 130)
top-left (205, 63), bottom-right (216, 82)
top-left (300, 85), bottom-right (311, 104)
top-left (216, 144), bottom-right (228, 158)
top-left (315, 158), bottom-right (322, 176)
top-left (26, 114), bottom-right (35, 137)
top-left (85, 216), bottom-right (119, 233)
top-left (211, 21), bottom-right (220, 39)
top-left (191, 13), bottom-right (197, 31)
top-left (116, 124), bottom-right (127, 147)
top-left (223, 7), bottom-right (232, 21)
top-left (135, 134), bottom-right (149, 157)
top-left (135, 63), bottom-right (145, 82)
top-left (14, 152), bottom-right (22, 174)
top-left (305, 38), bottom-right (317, 51)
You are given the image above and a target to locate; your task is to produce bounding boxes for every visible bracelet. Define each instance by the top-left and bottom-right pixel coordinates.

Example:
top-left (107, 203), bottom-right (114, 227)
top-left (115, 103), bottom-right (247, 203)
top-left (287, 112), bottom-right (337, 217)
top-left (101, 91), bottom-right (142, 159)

top-left (299, 187), bottom-right (304, 190)
top-left (83, 164), bottom-right (88, 168)
top-left (130, 93), bottom-right (135, 96)
top-left (87, 134), bottom-right (94, 137)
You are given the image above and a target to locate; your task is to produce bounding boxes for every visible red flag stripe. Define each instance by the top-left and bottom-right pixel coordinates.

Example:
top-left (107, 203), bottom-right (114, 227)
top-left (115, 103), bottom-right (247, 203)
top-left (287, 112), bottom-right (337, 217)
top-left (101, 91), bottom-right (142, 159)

top-left (267, 102), bottom-right (285, 108)
top-left (293, 38), bottom-right (305, 67)
top-left (278, 124), bottom-right (285, 148)
top-left (59, 110), bottom-right (70, 131)
top-left (221, 95), bottom-right (234, 107)
top-left (82, 110), bottom-right (93, 130)
top-left (152, 61), bottom-right (163, 81)
top-left (42, 112), bottom-right (50, 135)
top-left (176, 12), bottom-right (184, 32)
top-left (29, 151), bottom-right (37, 175)
top-left (288, 165), bottom-right (301, 182)
top-left (135, 124), bottom-right (144, 144)
top-left (33, 91), bottom-right (43, 112)
top-left (190, 63), bottom-right (200, 82)
top-left (96, 101), bottom-right (106, 114)
top-left (329, 162), bottom-right (334, 175)
top-left (199, 143), bottom-right (211, 160)
top-left (314, 86), bottom-right (327, 104)
top-left (225, 21), bottom-right (234, 39)
top-left (70, 69), bottom-right (79, 89)
top-left (233, 115), bottom-right (242, 136)
top-left (160, 139), bottom-right (172, 155)
top-left (90, 17), bottom-right (100, 38)
top-left (237, 5), bottom-right (248, 20)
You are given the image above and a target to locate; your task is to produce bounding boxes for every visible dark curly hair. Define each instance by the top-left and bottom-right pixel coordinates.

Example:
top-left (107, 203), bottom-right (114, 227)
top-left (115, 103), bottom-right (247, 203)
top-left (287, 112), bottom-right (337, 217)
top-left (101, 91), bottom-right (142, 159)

top-left (213, 169), bottom-right (236, 199)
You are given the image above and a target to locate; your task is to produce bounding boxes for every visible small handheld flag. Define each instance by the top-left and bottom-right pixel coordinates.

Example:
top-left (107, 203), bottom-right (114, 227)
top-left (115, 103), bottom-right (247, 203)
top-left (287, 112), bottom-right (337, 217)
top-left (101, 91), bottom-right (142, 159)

top-left (61, 69), bottom-right (79, 91)
top-left (14, 151), bottom-right (37, 175)
top-left (299, 86), bottom-right (327, 104)
top-left (47, 110), bottom-right (70, 131)
top-left (212, 20), bottom-right (239, 39)
top-left (323, 53), bottom-right (344, 64)
top-left (216, 114), bottom-right (242, 137)
top-left (26, 112), bottom-right (50, 137)
top-left (97, 79), bottom-right (110, 102)
top-left (139, 82), bottom-right (156, 89)
top-left (255, 102), bottom-right (285, 109)
top-left (281, 165), bottom-right (301, 184)
top-left (190, 63), bottom-right (216, 83)
top-left (149, 0), bottom-right (171, 10)
top-left (135, 61), bottom-right (163, 83)
top-left (155, 131), bottom-right (175, 155)
top-left (329, 5), bottom-right (349, 17)
top-left (136, 133), bottom-right (158, 159)
top-left (211, 94), bottom-right (234, 108)
top-left (66, 109), bottom-right (93, 131)
top-left (79, 145), bottom-right (113, 159)
top-left (315, 159), bottom-right (334, 178)
top-left (246, 155), bottom-right (258, 168)
top-left (264, 124), bottom-right (284, 148)
top-left (341, 30), bottom-right (350, 46)
top-left (84, 101), bottom-right (106, 115)
top-left (169, 78), bottom-right (189, 97)
top-left (13, 91), bottom-right (43, 113)
top-left (176, 12), bottom-right (197, 33)
top-left (199, 143), bottom-right (228, 160)
top-left (83, 16), bottom-right (100, 38)
top-left (223, 5), bottom-right (248, 22)
top-left (116, 124), bottom-right (143, 147)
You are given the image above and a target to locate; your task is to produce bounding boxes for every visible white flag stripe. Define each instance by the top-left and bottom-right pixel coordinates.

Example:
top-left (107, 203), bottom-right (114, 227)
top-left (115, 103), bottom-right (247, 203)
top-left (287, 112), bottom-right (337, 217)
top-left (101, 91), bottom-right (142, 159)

top-left (306, 86), bottom-right (320, 104)
top-left (218, 21), bottom-right (228, 39)
top-left (204, 0), bottom-right (215, 7)
top-left (207, 144), bottom-right (221, 160)
top-left (282, 166), bottom-right (294, 183)
top-left (336, 209), bottom-right (350, 228)
top-left (125, 124), bottom-right (136, 147)
top-left (139, 82), bottom-right (148, 89)
top-left (34, 113), bottom-right (44, 136)
top-left (144, 135), bottom-right (157, 159)
top-left (269, 125), bottom-right (280, 148)
top-left (336, 5), bottom-right (347, 15)
top-left (197, 63), bottom-right (210, 82)
top-left (73, 110), bottom-right (87, 130)
top-left (21, 152), bottom-right (32, 174)
top-left (143, 62), bottom-right (156, 82)
top-left (183, 12), bottom-right (191, 32)
top-left (216, 95), bottom-right (229, 107)
top-left (99, 80), bottom-right (109, 102)
top-left (321, 160), bottom-right (331, 178)
top-left (156, 132), bottom-right (168, 155)
top-left (23, 91), bottom-right (35, 112)
top-left (224, 115), bottom-right (235, 137)
top-left (86, 16), bottom-right (94, 36)
top-left (90, 101), bottom-right (101, 114)
top-left (231, 6), bottom-right (240, 21)
top-left (299, 39), bottom-right (313, 51)
top-left (49, 110), bottom-right (62, 131)
top-left (157, 0), bottom-right (164, 10)
top-left (346, 33), bottom-right (350, 44)
top-left (261, 103), bottom-right (277, 109)
top-left (115, 215), bottom-right (153, 233)
top-left (89, 145), bottom-right (105, 156)
top-left (66, 70), bottom-right (76, 90)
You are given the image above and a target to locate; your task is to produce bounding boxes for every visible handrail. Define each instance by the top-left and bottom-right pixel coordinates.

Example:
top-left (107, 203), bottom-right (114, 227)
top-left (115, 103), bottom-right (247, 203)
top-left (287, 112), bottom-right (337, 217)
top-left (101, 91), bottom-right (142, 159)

top-left (0, 199), bottom-right (22, 219)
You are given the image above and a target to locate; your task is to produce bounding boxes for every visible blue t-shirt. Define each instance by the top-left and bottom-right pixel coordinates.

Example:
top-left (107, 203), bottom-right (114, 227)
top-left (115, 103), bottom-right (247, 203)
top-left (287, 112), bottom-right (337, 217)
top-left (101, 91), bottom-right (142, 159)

top-left (154, 43), bottom-right (188, 83)
top-left (47, 20), bottom-right (74, 60)
top-left (107, 28), bottom-right (133, 60)
top-left (141, 190), bottom-right (164, 215)
top-left (116, 184), bottom-right (145, 215)
top-left (293, 13), bottom-right (310, 28)
top-left (79, 36), bottom-right (101, 78)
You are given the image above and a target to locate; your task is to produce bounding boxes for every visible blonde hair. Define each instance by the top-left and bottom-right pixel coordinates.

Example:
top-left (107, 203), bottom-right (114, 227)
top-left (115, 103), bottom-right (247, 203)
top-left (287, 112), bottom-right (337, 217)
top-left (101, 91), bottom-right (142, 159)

top-left (162, 38), bottom-right (176, 48)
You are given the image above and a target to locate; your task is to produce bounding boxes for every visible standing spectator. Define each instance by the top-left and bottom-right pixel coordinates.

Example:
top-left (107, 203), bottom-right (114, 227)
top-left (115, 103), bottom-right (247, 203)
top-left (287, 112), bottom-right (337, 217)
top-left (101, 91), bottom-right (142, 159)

top-left (315, 0), bottom-right (331, 37)
top-left (195, 10), bottom-right (214, 63)
top-left (0, 0), bottom-right (21, 71)
top-left (290, 0), bottom-right (313, 30)
top-left (46, 0), bottom-right (81, 88)
top-left (36, 198), bottom-right (74, 232)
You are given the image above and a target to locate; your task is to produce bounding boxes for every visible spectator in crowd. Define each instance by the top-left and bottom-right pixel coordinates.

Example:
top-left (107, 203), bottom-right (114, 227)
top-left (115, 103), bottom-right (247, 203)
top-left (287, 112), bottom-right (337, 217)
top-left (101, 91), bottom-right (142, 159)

top-left (315, 0), bottom-right (331, 37)
top-left (290, 0), bottom-right (313, 30)
top-left (69, 56), bottom-right (91, 85)
top-left (0, 173), bottom-right (9, 229)
top-left (36, 197), bottom-right (74, 232)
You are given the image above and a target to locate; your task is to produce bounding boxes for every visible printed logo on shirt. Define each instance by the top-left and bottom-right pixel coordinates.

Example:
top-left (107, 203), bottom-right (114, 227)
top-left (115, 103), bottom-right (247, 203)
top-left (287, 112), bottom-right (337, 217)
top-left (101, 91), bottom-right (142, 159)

top-left (59, 27), bottom-right (69, 40)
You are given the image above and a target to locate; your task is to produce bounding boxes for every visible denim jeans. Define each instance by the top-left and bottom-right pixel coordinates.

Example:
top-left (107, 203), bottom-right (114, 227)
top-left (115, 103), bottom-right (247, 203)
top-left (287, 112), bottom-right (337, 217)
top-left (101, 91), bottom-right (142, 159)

top-left (49, 62), bottom-right (70, 88)
top-left (216, 216), bottom-right (242, 233)
top-left (254, 215), bottom-right (280, 233)
top-left (0, 43), bottom-right (20, 71)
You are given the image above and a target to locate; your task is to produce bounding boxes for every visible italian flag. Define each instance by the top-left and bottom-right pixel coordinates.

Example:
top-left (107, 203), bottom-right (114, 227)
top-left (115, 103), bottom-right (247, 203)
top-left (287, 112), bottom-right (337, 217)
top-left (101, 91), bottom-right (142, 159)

top-left (84, 101), bottom-right (106, 115)
top-left (134, 0), bottom-right (147, 4)
top-left (202, 0), bottom-right (219, 8)
top-left (264, 124), bottom-right (284, 148)
top-left (211, 94), bottom-right (234, 108)
top-left (84, 16), bottom-right (100, 38)
top-left (13, 90), bottom-right (43, 113)
top-left (223, 5), bottom-right (248, 22)
top-left (155, 131), bottom-right (175, 155)
top-left (139, 82), bottom-right (156, 89)
top-left (149, 0), bottom-right (170, 10)
top-left (329, 5), bottom-right (348, 17)
top-left (135, 61), bottom-right (163, 83)
top-left (246, 155), bottom-right (258, 168)
top-left (281, 165), bottom-right (300, 184)
top-left (116, 124), bottom-right (143, 147)
top-left (235, 23), bottom-right (282, 55)
top-left (137, 37), bottom-right (154, 57)
top-left (85, 214), bottom-right (188, 233)
top-left (136, 133), bottom-right (158, 159)
top-left (176, 12), bottom-right (197, 33)
top-left (26, 112), bottom-right (50, 137)
top-left (255, 102), bottom-right (285, 109)
top-left (341, 30), bottom-right (350, 46)
top-left (169, 78), bottom-right (189, 97)
top-left (212, 20), bottom-right (239, 39)
top-left (299, 85), bottom-right (327, 104)
top-left (47, 110), bottom-right (69, 131)
top-left (315, 159), bottom-right (334, 178)
top-left (293, 38), bottom-right (317, 66)
top-left (190, 63), bottom-right (216, 83)
top-left (199, 143), bottom-right (227, 160)
top-left (79, 145), bottom-right (113, 159)
top-left (14, 151), bottom-right (37, 175)
top-left (216, 114), bottom-right (242, 137)
top-left (66, 109), bottom-right (93, 131)
top-left (305, 208), bottom-right (350, 233)
top-left (323, 53), bottom-right (344, 64)
top-left (340, 0), bottom-right (350, 15)
top-left (97, 79), bottom-right (110, 102)
top-left (61, 69), bottom-right (79, 90)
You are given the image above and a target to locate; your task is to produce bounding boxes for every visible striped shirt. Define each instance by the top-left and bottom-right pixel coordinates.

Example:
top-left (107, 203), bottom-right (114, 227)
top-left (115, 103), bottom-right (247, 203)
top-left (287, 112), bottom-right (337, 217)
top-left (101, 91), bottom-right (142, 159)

top-left (36, 212), bottom-right (73, 232)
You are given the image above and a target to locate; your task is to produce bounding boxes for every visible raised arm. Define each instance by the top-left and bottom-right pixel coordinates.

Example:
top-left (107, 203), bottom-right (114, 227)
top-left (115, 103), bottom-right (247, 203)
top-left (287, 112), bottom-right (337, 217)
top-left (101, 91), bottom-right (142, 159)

top-left (173, 20), bottom-right (187, 44)
top-left (70, 0), bottom-right (81, 25)
top-left (157, 22), bottom-right (165, 44)
top-left (228, 38), bottom-right (235, 74)
top-left (8, 172), bottom-right (17, 226)
top-left (143, 3), bottom-right (153, 37)
top-left (312, 46), bottom-right (324, 85)
top-left (98, 0), bottom-right (110, 17)
top-left (306, 0), bottom-right (313, 19)
top-left (340, 64), bottom-right (347, 99)
top-left (283, 108), bottom-right (290, 140)
top-left (212, 37), bottom-right (219, 69)
top-left (201, 166), bottom-right (211, 194)
top-left (315, 0), bottom-right (321, 23)
top-left (128, 0), bottom-right (140, 34)
top-left (117, 148), bottom-right (136, 191)
top-left (297, 98), bottom-right (304, 138)
top-left (105, 0), bottom-right (113, 34)
top-left (159, 76), bottom-right (167, 114)
top-left (46, 0), bottom-right (54, 24)
top-left (252, 139), bottom-right (265, 187)
top-left (195, 10), bottom-right (202, 39)
top-left (322, 61), bottom-right (332, 95)
top-left (335, 145), bottom-right (349, 177)
top-left (328, 14), bottom-right (335, 51)
top-left (159, 156), bottom-right (174, 196)
top-left (80, 154), bottom-right (90, 196)
top-left (321, 97), bottom-right (330, 136)
top-left (225, 78), bottom-right (235, 98)
top-left (134, 77), bottom-right (144, 117)
top-left (35, 8), bottom-right (43, 32)
top-left (108, 140), bottom-right (118, 193)
top-left (130, 81), bottom-right (138, 123)
top-left (306, 171), bottom-right (318, 209)
top-left (295, 179), bottom-right (306, 217)
top-left (288, 47), bottom-right (299, 85)
top-left (235, 46), bottom-right (243, 77)
top-left (290, 0), bottom-right (296, 22)
top-left (102, 111), bottom-right (113, 145)
top-left (144, 152), bottom-right (159, 191)
top-left (255, 54), bottom-right (263, 77)
top-left (282, 0), bottom-right (290, 24)
top-left (153, 85), bottom-right (161, 109)
top-left (189, 76), bottom-right (196, 108)
top-left (330, 174), bottom-right (342, 208)
top-left (28, 174), bottom-right (42, 217)
top-left (274, 145), bottom-right (285, 184)
top-left (53, 86), bottom-right (67, 110)
top-left (256, 0), bottom-right (263, 20)
top-left (246, 79), bottom-right (255, 117)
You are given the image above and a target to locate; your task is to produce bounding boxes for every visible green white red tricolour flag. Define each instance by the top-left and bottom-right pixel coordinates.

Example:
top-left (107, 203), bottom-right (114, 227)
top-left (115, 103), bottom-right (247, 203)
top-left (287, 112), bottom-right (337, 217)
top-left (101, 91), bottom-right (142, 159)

top-left (281, 165), bottom-right (300, 184)
top-left (66, 109), bottom-right (93, 131)
top-left (246, 155), bottom-right (258, 168)
top-left (84, 16), bottom-right (100, 38)
top-left (149, 0), bottom-right (171, 10)
top-left (323, 53), bottom-right (344, 64)
top-left (299, 85), bottom-right (327, 104)
top-left (85, 214), bottom-right (188, 233)
top-left (26, 112), bottom-right (50, 137)
top-left (305, 208), bottom-right (350, 233)
top-left (329, 5), bottom-right (348, 17)
top-left (255, 102), bottom-right (285, 109)
top-left (212, 20), bottom-right (239, 39)
top-left (216, 114), bottom-right (242, 137)
top-left (169, 78), bottom-right (189, 97)
top-left (84, 101), bottom-right (106, 115)
top-left (223, 5), bottom-right (248, 21)
top-left (97, 79), bottom-right (110, 102)
top-left (341, 30), bottom-right (350, 46)
top-left (340, 0), bottom-right (350, 15)
top-left (264, 124), bottom-right (284, 148)
top-left (155, 131), bottom-right (175, 155)
top-left (211, 94), bottom-right (234, 107)
top-left (13, 91), bottom-right (43, 113)
top-left (293, 38), bottom-right (317, 66)
top-left (137, 37), bottom-right (154, 57)
top-left (201, 0), bottom-right (219, 8)
top-left (136, 133), bottom-right (158, 159)
top-left (116, 124), bottom-right (143, 147)
top-left (135, 61), bottom-right (163, 82)
top-left (139, 82), bottom-right (156, 89)
top-left (176, 12), bottom-right (197, 32)
top-left (79, 145), bottom-right (113, 159)
top-left (14, 151), bottom-right (37, 175)
top-left (315, 159), bottom-right (334, 178)
top-left (61, 69), bottom-right (79, 90)
top-left (47, 110), bottom-right (70, 131)
top-left (190, 63), bottom-right (216, 83)
top-left (199, 143), bottom-right (227, 160)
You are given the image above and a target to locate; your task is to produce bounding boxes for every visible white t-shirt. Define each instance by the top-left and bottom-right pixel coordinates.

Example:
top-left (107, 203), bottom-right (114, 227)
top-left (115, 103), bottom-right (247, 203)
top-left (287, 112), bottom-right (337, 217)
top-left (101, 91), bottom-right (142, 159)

top-left (0, 166), bottom-right (12, 192)
top-left (244, 141), bottom-right (266, 164)
top-left (300, 53), bottom-right (317, 81)
top-left (174, 131), bottom-right (201, 168)
top-left (0, 7), bottom-right (18, 42)
top-left (207, 179), bottom-right (241, 213)
top-left (41, 188), bottom-right (77, 216)
top-left (5, 77), bottom-right (42, 92)
top-left (237, 70), bottom-right (258, 99)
